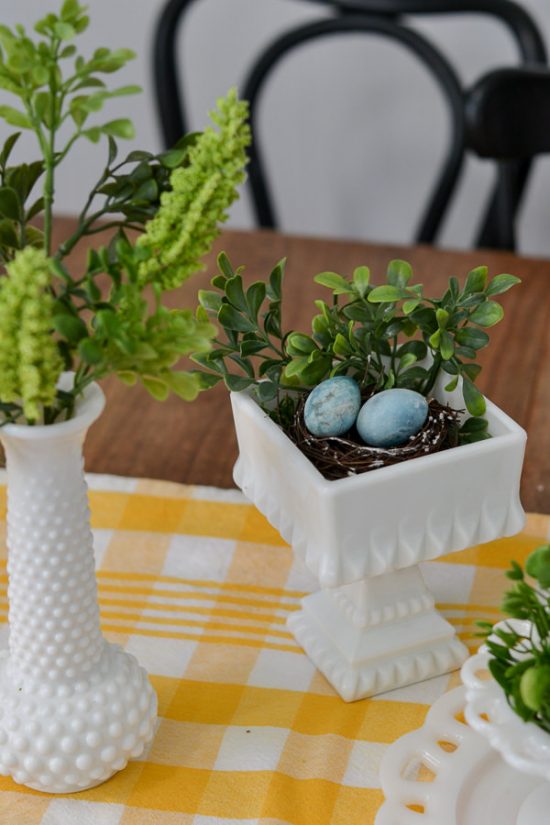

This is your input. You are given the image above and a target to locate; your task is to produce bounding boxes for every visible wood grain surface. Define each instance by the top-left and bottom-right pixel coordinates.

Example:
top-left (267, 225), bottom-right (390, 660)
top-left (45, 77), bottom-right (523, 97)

top-left (51, 219), bottom-right (550, 513)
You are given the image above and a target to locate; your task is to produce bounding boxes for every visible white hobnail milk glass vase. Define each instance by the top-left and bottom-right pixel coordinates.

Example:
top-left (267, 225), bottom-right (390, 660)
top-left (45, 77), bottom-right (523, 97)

top-left (0, 378), bottom-right (157, 793)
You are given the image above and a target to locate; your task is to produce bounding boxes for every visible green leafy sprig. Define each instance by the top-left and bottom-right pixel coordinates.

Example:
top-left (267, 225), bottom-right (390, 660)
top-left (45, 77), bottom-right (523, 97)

top-left (0, 0), bottom-right (140, 255)
top-left (479, 547), bottom-right (550, 734)
top-left (193, 255), bottom-right (520, 437)
top-left (0, 1), bottom-right (250, 425)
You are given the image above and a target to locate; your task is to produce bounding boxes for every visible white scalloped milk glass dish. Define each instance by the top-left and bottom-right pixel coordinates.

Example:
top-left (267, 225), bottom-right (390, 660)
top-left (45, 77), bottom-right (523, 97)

top-left (0, 377), bottom-right (157, 793)
top-left (461, 622), bottom-right (550, 824)
top-left (231, 374), bottom-right (526, 701)
top-left (376, 685), bottom-right (547, 825)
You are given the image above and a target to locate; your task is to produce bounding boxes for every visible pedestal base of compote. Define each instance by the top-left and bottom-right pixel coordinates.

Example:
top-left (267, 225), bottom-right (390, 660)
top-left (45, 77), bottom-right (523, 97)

top-left (287, 565), bottom-right (467, 701)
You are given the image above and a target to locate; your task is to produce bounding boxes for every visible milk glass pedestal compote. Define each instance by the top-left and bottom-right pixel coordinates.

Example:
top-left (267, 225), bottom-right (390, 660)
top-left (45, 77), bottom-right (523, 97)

top-left (230, 376), bottom-right (526, 701)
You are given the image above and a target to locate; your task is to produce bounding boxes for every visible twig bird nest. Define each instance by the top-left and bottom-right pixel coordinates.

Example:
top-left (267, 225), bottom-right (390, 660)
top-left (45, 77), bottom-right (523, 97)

top-left (287, 395), bottom-right (461, 481)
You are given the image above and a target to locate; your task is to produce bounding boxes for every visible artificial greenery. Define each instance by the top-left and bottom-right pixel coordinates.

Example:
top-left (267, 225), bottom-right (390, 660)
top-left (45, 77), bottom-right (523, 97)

top-left (478, 546), bottom-right (550, 734)
top-left (0, 0), bottom-right (250, 425)
top-left (194, 254), bottom-right (520, 437)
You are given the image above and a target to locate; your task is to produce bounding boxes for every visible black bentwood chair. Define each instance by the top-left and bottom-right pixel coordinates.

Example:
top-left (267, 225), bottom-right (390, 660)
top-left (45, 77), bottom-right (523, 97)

top-left (465, 66), bottom-right (550, 251)
top-left (153, 0), bottom-right (547, 250)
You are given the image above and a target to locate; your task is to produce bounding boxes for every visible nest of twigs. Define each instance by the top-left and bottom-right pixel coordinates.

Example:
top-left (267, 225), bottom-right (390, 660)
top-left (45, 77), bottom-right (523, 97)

top-left (287, 394), bottom-right (461, 481)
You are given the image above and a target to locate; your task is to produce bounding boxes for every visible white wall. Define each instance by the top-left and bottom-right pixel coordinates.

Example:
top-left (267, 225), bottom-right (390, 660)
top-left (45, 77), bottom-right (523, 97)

top-left (2, 0), bottom-right (549, 255)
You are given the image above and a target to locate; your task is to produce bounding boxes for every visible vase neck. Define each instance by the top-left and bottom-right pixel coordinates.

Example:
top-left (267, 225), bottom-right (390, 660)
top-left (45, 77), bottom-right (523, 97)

top-left (1, 402), bottom-right (105, 688)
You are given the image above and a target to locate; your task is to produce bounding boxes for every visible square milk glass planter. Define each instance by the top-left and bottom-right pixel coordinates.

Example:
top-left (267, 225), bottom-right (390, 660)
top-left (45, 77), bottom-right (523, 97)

top-left (231, 376), bottom-right (526, 702)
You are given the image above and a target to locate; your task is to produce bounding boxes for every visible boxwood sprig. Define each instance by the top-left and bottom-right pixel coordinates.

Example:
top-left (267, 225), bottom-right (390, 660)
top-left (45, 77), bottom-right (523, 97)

top-left (478, 547), bottom-right (550, 734)
top-left (194, 256), bottom-right (519, 436)
top-left (193, 252), bottom-right (294, 412)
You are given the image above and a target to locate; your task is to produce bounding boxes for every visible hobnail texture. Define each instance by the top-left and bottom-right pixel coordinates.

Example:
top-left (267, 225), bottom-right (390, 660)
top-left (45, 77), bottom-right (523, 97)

top-left (0, 379), bottom-right (157, 793)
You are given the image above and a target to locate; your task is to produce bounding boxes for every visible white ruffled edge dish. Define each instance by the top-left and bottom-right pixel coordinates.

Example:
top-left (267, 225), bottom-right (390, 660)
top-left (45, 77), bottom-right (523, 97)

top-left (375, 684), bottom-right (545, 825)
top-left (461, 619), bottom-right (550, 782)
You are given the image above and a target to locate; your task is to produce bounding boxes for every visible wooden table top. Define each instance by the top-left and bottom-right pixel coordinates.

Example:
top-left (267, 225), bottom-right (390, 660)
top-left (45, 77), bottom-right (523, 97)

top-left (52, 218), bottom-right (550, 514)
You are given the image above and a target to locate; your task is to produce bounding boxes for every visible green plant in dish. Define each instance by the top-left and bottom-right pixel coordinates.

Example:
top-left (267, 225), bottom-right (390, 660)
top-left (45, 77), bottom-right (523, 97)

top-left (194, 254), bottom-right (520, 442)
top-left (0, 0), bottom-right (250, 424)
top-left (478, 546), bottom-right (550, 734)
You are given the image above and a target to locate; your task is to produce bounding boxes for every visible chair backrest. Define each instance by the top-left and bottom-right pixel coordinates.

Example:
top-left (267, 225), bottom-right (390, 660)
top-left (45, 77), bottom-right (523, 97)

top-left (153, 0), bottom-right (547, 249)
top-left (466, 66), bottom-right (550, 250)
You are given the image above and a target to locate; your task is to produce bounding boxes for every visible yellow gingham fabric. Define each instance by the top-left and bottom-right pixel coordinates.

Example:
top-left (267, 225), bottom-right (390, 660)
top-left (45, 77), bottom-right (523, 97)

top-left (0, 473), bottom-right (547, 825)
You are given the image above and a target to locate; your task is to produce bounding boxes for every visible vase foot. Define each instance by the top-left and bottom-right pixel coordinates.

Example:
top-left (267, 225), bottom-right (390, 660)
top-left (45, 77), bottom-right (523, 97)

top-left (288, 588), bottom-right (468, 701)
top-left (0, 643), bottom-right (157, 794)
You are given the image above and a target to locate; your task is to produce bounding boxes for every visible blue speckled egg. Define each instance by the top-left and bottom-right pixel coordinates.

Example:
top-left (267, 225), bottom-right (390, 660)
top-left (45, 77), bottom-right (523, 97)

top-left (304, 377), bottom-right (361, 437)
top-left (356, 388), bottom-right (428, 448)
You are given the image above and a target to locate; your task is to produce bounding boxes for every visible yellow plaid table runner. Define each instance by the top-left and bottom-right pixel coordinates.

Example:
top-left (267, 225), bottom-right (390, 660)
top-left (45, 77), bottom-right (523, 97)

top-left (0, 473), bottom-right (547, 825)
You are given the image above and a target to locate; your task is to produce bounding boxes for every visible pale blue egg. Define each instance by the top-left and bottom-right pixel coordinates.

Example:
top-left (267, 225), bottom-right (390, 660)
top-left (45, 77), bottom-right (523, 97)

top-left (357, 388), bottom-right (428, 448)
top-left (304, 377), bottom-right (361, 437)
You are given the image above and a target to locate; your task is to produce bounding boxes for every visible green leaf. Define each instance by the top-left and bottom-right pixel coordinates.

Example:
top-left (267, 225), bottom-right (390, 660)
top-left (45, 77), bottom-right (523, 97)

top-left (54, 21), bottom-right (75, 40)
top-left (256, 381), bottom-right (278, 402)
top-left (218, 303), bottom-right (255, 333)
top-left (25, 196), bottom-right (44, 220)
top-left (398, 340), bottom-right (427, 361)
top-left (82, 127), bottom-right (101, 143)
top-left (53, 314), bottom-right (88, 343)
top-left (286, 333), bottom-right (318, 356)
top-left (456, 345), bottom-right (476, 360)
top-left (95, 309), bottom-right (120, 337)
top-left (403, 299), bottom-right (420, 315)
top-left (134, 179), bottom-right (158, 201)
top-left (300, 356), bottom-right (333, 386)
top-left (224, 374), bottom-right (254, 392)
top-left (142, 376), bottom-right (170, 401)
top-left (0, 132), bottom-right (20, 168)
top-left (455, 327), bottom-right (490, 350)
top-left (166, 371), bottom-right (201, 401)
top-left (436, 308), bottom-right (449, 329)
top-left (387, 259), bottom-right (412, 287)
top-left (158, 148), bottom-right (186, 169)
top-left (268, 259), bottom-right (285, 299)
top-left (0, 186), bottom-right (20, 220)
top-left (61, 0), bottom-right (81, 21)
top-left (240, 338), bottom-right (266, 357)
top-left (429, 329), bottom-right (441, 348)
top-left (486, 273), bottom-right (522, 296)
top-left (217, 251), bottom-right (235, 279)
top-left (399, 353), bottom-right (417, 370)
top-left (225, 276), bottom-right (248, 312)
top-left (105, 84), bottom-right (141, 98)
top-left (0, 106), bottom-right (31, 129)
top-left (333, 333), bottom-right (352, 357)
top-left (193, 371), bottom-right (222, 389)
top-left (314, 271), bottom-right (353, 294)
top-left (0, 218), bottom-right (18, 248)
top-left (101, 118), bottom-right (135, 139)
top-left (384, 369), bottom-right (396, 390)
top-left (461, 363), bottom-right (482, 381)
top-left (460, 417), bottom-right (489, 433)
top-left (470, 300), bottom-right (504, 327)
top-left (444, 376), bottom-right (459, 392)
top-left (78, 337), bottom-right (103, 365)
top-left (440, 330), bottom-right (454, 360)
top-left (284, 356), bottom-right (309, 379)
top-left (525, 545), bottom-right (550, 587)
top-left (462, 376), bottom-right (486, 417)
top-left (198, 289), bottom-right (222, 313)
top-left (246, 282), bottom-right (266, 319)
top-left (397, 366), bottom-right (430, 388)
top-left (25, 225), bottom-right (44, 248)
top-left (352, 265), bottom-right (370, 297)
top-left (464, 266), bottom-right (488, 294)
top-left (367, 285), bottom-right (403, 303)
